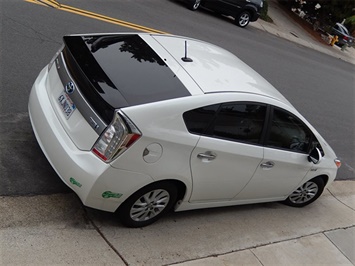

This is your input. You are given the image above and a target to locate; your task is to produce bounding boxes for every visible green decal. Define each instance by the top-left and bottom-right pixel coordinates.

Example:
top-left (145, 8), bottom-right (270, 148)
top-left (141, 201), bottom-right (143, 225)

top-left (102, 191), bottom-right (123, 199)
top-left (69, 177), bottom-right (82, 188)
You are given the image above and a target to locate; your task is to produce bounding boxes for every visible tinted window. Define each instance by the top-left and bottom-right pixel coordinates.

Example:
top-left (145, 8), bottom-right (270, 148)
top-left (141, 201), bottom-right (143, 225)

top-left (266, 108), bottom-right (312, 153)
top-left (211, 103), bottom-right (266, 144)
top-left (64, 35), bottom-right (190, 111)
top-left (183, 104), bottom-right (219, 134)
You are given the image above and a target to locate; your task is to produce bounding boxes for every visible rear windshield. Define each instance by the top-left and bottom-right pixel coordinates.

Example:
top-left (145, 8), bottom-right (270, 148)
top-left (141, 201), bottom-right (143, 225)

top-left (63, 34), bottom-right (190, 122)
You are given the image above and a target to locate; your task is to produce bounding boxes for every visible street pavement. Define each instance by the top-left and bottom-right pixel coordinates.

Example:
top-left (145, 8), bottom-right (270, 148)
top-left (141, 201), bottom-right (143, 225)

top-left (1, 1), bottom-right (355, 265)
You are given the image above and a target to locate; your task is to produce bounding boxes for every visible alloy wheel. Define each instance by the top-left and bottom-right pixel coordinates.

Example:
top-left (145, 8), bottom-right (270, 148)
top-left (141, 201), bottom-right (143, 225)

top-left (288, 181), bottom-right (319, 204)
top-left (129, 189), bottom-right (170, 222)
top-left (239, 13), bottom-right (250, 27)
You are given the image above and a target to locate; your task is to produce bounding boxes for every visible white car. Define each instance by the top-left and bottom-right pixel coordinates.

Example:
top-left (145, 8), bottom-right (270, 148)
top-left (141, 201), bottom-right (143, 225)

top-left (29, 33), bottom-right (341, 227)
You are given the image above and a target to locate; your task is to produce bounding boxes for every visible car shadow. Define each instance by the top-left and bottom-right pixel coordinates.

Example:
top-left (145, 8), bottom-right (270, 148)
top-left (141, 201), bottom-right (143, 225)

top-left (84, 201), bottom-right (285, 229)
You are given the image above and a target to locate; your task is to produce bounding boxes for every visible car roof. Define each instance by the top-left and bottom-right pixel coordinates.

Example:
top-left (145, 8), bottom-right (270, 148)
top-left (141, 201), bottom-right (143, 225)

top-left (148, 34), bottom-right (290, 105)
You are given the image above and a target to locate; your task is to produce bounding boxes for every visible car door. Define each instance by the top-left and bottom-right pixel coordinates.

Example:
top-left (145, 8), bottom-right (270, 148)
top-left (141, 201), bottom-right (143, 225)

top-left (235, 107), bottom-right (314, 200)
top-left (186, 102), bottom-right (267, 202)
top-left (203, 0), bottom-right (230, 14)
top-left (222, 0), bottom-right (245, 14)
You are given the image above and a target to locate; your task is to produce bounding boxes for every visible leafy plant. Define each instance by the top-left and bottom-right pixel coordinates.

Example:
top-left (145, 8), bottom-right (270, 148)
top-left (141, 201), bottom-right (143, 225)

top-left (261, 0), bottom-right (273, 22)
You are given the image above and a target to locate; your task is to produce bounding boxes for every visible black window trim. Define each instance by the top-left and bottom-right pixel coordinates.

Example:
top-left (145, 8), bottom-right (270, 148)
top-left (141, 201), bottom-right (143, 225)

top-left (184, 101), bottom-right (324, 155)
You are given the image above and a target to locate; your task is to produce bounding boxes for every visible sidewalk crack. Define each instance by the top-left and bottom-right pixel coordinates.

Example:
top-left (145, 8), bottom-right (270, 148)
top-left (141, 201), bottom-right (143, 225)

top-left (164, 228), bottom-right (355, 266)
top-left (82, 207), bottom-right (129, 266)
top-left (250, 249), bottom-right (265, 266)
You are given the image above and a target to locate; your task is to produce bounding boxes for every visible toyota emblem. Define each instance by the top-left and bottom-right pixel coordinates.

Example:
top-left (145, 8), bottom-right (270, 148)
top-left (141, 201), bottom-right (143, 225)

top-left (65, 81), bottom-right (75, 94)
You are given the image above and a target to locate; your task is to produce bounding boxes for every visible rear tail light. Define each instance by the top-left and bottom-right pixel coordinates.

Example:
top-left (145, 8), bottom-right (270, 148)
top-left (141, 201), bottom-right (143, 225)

top-left (343, 36), bottom-right (348, 41)
top-left (92, 111), bottom-right (141, 162)
top-left (334, 158), bottom-right (341, 168)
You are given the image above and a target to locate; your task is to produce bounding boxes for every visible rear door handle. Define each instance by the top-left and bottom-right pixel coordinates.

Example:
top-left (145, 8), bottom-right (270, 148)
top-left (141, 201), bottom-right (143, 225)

top-left (260, 161), bottom-right (275, 169)
top-left (197, 152), bottom-right (217, 160)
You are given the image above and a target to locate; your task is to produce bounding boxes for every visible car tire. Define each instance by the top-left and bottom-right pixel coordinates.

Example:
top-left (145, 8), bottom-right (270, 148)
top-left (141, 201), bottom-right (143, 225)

top-left (235, 11), bottom-right (251, 28)
top-left (283, 177), bottom-right (325, 207)
top-left (118, 182), bottom-right (178, 227)
top-left (187, 0), bottom-right (201, 11)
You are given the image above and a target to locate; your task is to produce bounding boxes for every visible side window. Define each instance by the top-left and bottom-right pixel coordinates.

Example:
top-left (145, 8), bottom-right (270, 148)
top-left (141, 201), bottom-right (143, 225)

top-left (211, 103), bottom-right (266, 144)
top-left (183, 104), bottom-right (219, 134)
top-left (266, 108), bottom-right (312, 153)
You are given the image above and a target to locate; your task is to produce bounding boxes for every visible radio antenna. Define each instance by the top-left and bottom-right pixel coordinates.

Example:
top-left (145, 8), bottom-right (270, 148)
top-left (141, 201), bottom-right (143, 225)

top-left (181, 40), bottom-right (193, 62)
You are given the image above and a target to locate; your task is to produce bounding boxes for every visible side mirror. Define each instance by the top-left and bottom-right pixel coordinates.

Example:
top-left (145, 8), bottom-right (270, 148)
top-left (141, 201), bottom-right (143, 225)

top-left (308, 147), bottom-right (322, 164)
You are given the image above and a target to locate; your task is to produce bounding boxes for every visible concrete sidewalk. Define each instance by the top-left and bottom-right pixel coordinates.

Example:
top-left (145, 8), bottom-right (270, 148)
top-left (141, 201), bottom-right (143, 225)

top-left (250, 0), bottom-right (355, 65)
top-left (174, 181), bottom-right (355, 266)
top-left (0, 180), bottom-right (354, 265)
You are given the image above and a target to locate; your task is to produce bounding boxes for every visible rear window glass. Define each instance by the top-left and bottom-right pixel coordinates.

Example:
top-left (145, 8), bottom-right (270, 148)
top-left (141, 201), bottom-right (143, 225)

top-left (64, 35), bottom-right (190, 110)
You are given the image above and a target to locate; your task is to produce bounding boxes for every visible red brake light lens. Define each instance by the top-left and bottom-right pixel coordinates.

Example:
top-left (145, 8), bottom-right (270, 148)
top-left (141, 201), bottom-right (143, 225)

top-left (92, 112), bottom-right (141, 162)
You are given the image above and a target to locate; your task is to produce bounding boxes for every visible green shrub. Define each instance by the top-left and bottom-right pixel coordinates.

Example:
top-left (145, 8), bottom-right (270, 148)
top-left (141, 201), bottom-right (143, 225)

top-left (261, 0), bottom-right (273, 22)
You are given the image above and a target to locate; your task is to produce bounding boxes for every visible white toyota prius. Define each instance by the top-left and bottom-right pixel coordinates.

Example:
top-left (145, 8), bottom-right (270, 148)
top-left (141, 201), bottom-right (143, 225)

top-left (29, 33), bottom-right (341, 227)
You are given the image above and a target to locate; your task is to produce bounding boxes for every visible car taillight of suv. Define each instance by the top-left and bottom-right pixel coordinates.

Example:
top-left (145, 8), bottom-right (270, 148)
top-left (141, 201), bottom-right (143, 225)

top-left (92, 111), bottom-right (141, 162)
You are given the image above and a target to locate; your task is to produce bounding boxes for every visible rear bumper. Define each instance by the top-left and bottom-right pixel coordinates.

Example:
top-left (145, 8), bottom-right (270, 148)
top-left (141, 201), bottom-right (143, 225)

top-left (338, 38), bottom-right (354, 46)
top-left (28, 66), bottom-right (153, 212)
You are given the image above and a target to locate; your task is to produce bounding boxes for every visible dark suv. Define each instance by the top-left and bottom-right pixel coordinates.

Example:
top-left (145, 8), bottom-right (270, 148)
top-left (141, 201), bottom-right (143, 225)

top-left (183, 0), bottom-right (263, 27)
top-left (331, 23), bottom-right (354, 47)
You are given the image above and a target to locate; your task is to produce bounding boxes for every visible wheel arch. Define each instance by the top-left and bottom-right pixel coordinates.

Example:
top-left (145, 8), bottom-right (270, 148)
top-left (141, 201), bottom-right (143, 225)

top-left (237, 6), bottom-right (257, 17)
top-left (314, 174), bottom-right (329, 187)
top-left (158, 179), bottom-right (187, 203)
top-left (116, 179), bottom-right (187, 212)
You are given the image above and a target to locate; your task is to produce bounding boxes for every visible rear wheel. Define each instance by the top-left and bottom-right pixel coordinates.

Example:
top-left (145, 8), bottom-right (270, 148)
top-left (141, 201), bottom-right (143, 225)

top-left (187, 0), bottom-right (201, 11)
top-left (119, 182), bottom-right (178, 227)
top-left (235, 11), bottom-right (251, 28)
top-left (284, 177), bottom-right (325, 207)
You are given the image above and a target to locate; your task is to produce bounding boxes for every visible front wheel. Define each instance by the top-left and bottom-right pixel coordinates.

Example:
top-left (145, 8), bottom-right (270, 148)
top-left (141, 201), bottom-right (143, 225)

top-left (118, 182), bottom-right (178, 227)
top-left (284, 177), bottom-right (325, 207)
top-left (235, 11), bottom-right (251, 28)
top-left (187, 0), bottom-right (201, 11)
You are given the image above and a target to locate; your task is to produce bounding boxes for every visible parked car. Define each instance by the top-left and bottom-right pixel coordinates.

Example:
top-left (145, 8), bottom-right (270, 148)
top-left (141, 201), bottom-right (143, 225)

top-left (29, 33), bottom-right (341, 227)
top-left (332, 23), bottom-right (354, 47)
top-left (182, 0), bottom-right (263, 27)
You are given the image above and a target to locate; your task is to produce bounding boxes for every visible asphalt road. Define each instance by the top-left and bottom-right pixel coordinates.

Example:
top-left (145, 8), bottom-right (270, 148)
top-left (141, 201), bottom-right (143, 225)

top-left (0, 0), bottom-right (354, 196)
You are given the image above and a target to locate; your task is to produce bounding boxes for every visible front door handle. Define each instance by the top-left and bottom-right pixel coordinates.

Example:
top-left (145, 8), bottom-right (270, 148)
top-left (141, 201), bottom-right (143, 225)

top-left (197, 152), bottom-right (217, 160)
top-left (260, 161), bottom-right (275, 169)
